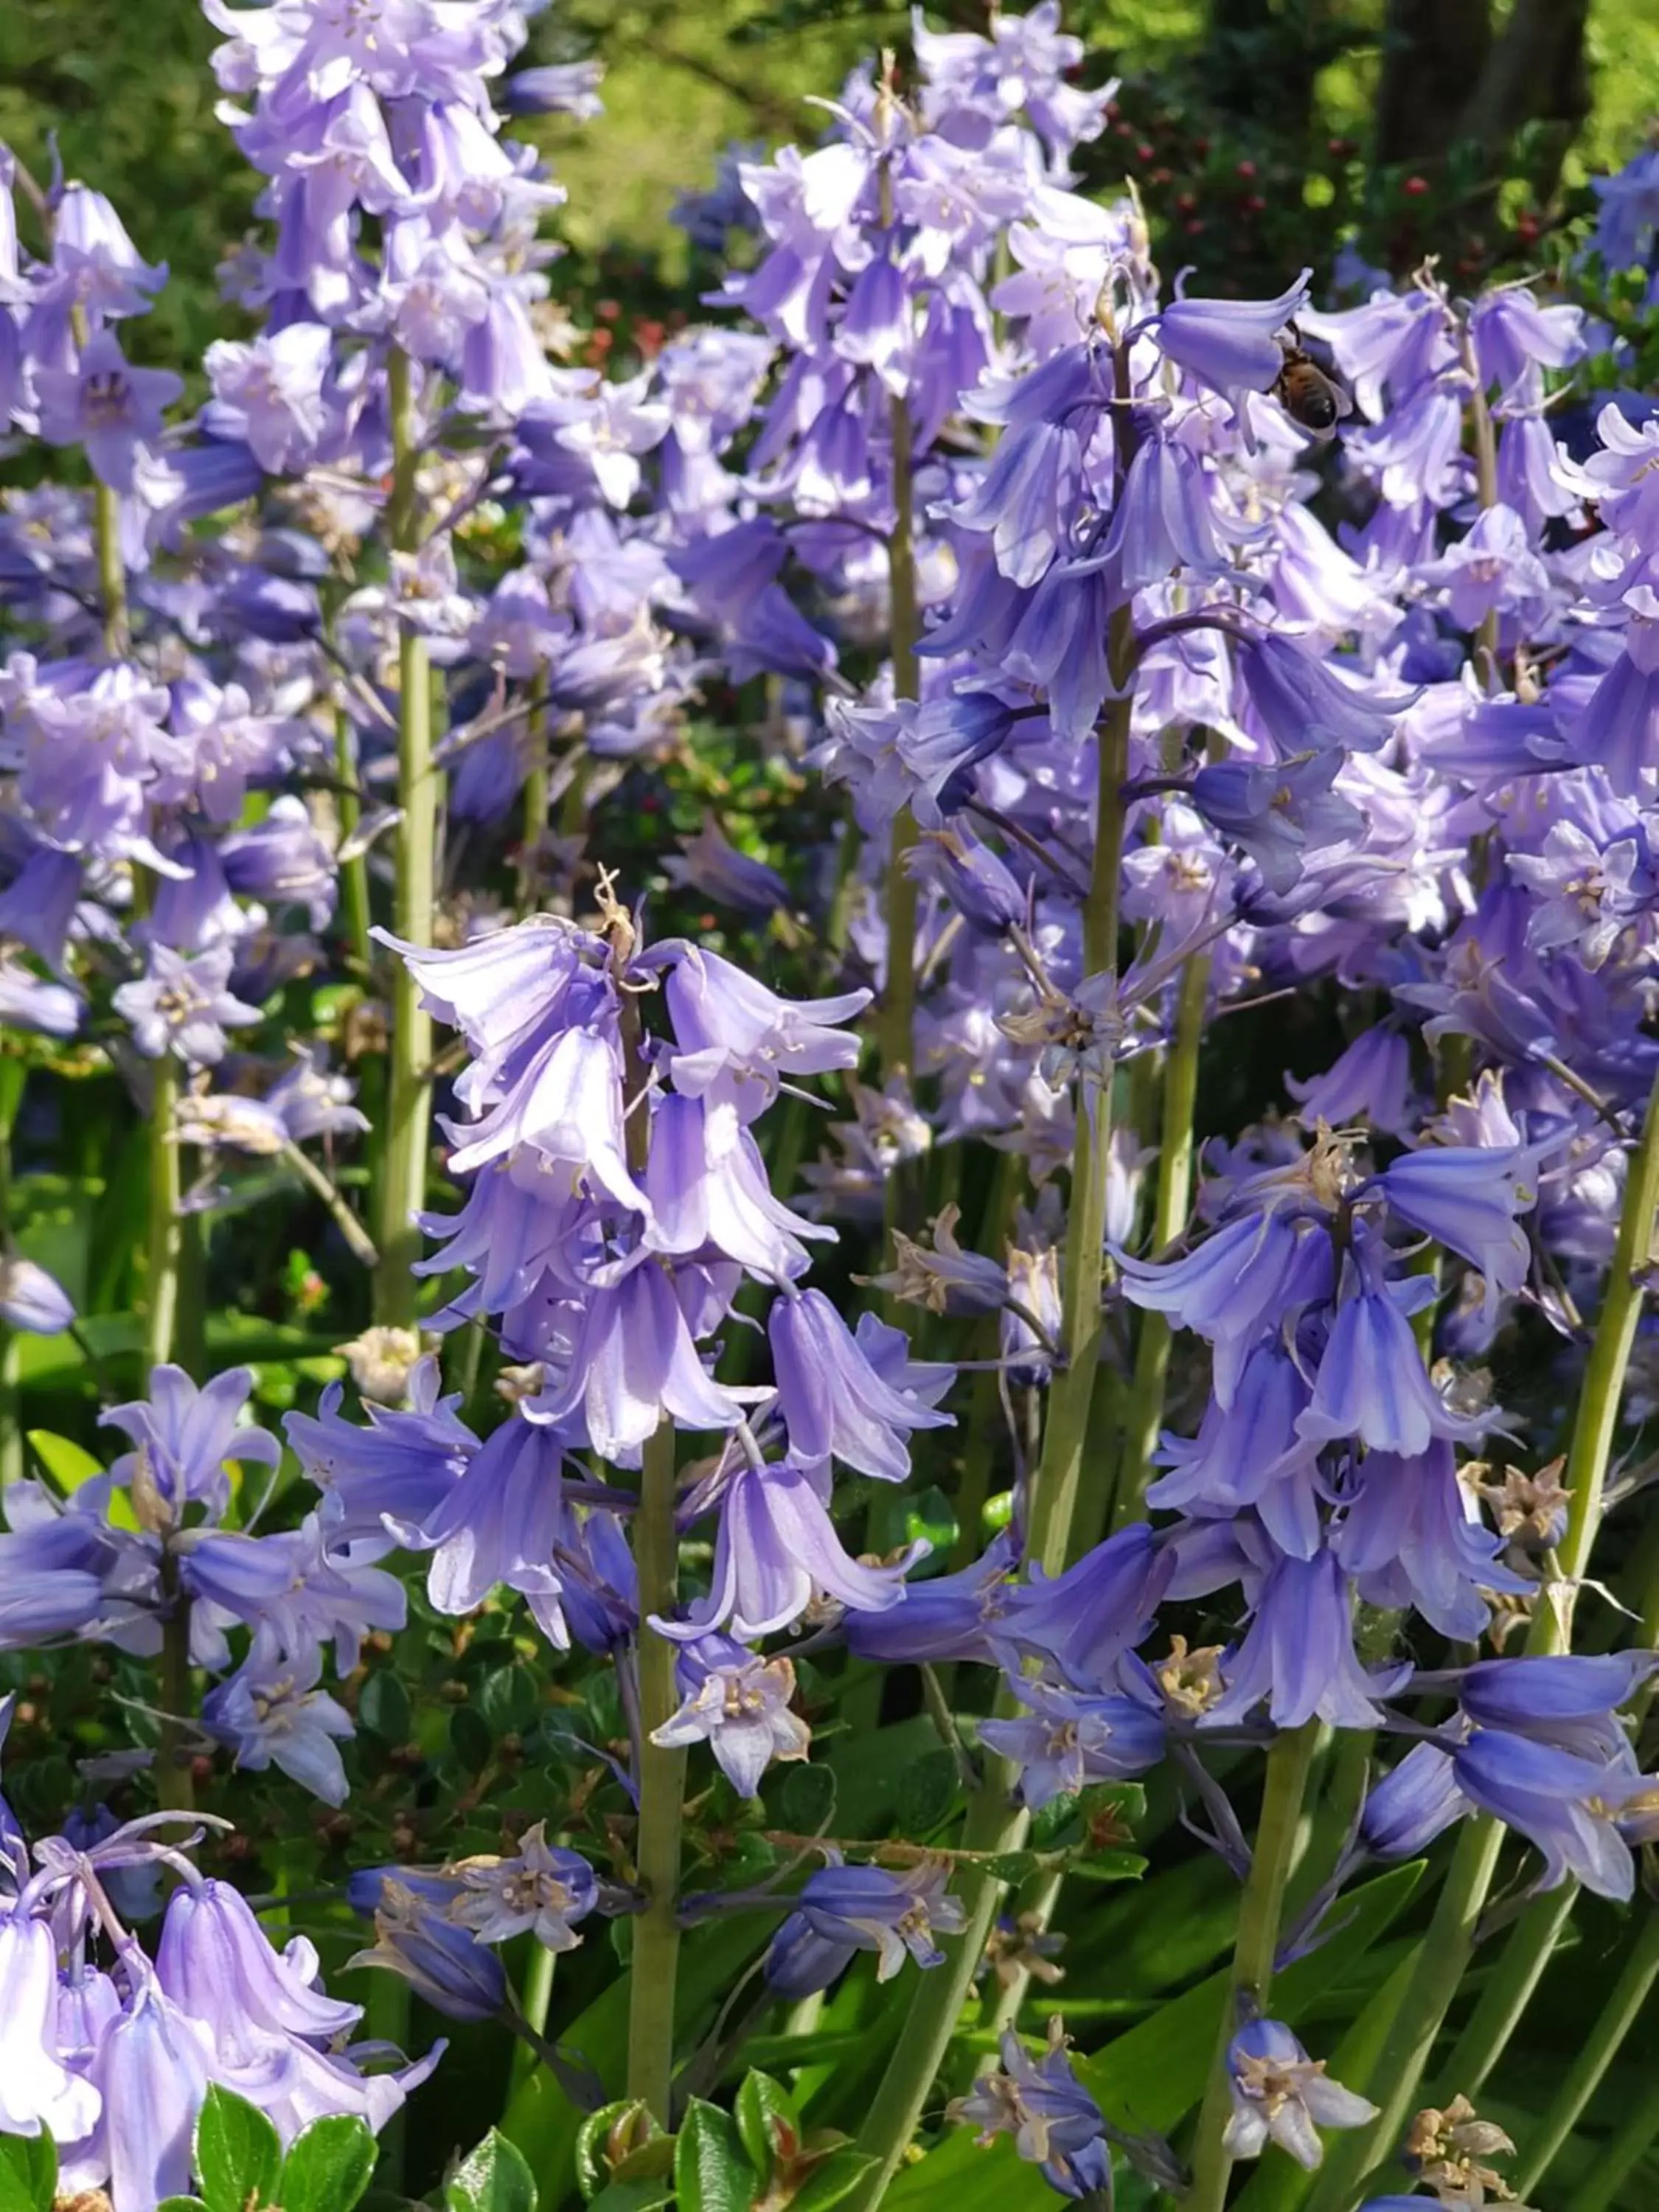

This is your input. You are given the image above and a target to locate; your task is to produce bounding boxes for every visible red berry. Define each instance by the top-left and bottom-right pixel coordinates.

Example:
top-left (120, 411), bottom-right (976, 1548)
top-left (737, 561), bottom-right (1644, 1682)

top-left (595, 297), bottom-right (622, 321)
top-left (1185, 218), bottom-right (1206, 236)
top-left (1403, 175), bottom-right (1430, 198)
top-left (1135, 142), bottom-right (1155, 163)
top-left (1236, 159), bottom-right (1256, 180)
top-left (1244, 194), bottom-right (1267, 215)
top-left (1175, 191), bottom-right (1197, 214)
top-left (1193, 136), bottom-right (1210, 157)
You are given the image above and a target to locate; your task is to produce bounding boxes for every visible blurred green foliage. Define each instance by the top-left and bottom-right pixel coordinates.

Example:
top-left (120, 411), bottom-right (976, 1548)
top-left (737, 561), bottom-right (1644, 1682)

top-left (7, 0), bottom-right (1659, 368)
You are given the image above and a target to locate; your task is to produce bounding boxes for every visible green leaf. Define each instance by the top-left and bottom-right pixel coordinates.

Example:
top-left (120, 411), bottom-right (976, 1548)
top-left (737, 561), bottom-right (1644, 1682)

top-left (585, 2181), bottom-right (675, 2212)
top-left (903, 1484), bottom-right (959, 1555)
top-left (482, 1663), bottom-right (540, 1736)
top-left (734, 2071), bottom-right (796, 2180)
top-left (0, 2132), bottom-right (58, 2212)
top-left (449, 1703), bottom-right (494, 1770)
top-left (195, 2085), bottom-right (282, 2212)
top-left (774, 1761), bottom-right (836, 1832)
top-left (25, 1428), bottom-right (103, 1492)
top-left (447, 2129), bottom-right (539, 2212)
top-left (674, 2099), bottom-right (759, 2212)
top-left (157, 2200), bottom-right (212, 2212)
top-left (358, 1669), bottom-right (411, 1742)
top-left (788, 2149), bottom-right (882, 2212)
top-left (894, 1747), bottom-right (961, 1836)
top-left (575, 2101), bottom-right (664, 2200)
top-left (277, 2116), bottom-right (379, 2212)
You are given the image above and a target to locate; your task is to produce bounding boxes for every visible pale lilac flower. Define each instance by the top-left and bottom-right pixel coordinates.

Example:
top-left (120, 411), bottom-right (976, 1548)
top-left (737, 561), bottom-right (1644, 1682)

top-left (650, 1635), bottom-right (812, 1796)
top-left (1222, 2020), bottom-right (1377, 2168)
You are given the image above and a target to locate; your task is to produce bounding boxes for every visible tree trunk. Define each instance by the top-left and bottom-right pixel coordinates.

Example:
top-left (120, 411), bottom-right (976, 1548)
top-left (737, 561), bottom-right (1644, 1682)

top-left (1374, 0), bottom-right (1492, 170)
top-left (1458, 0), bottom-right (1591, 154)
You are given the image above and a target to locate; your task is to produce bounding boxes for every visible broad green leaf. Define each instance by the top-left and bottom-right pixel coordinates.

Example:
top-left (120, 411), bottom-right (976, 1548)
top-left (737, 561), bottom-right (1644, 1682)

top-left (276, 2115), bottom-right (378, 2212)
top-left (447, 2128), bottom-right (539, 2212)
top-left (775, 1761), bottom-right (836, 1833)
top-left (734, 2071), bottom-right (797, 2180)
top-left (675, 2098), bottom-right (758, 2212)
top-left (0, 2132), bottom-right (57, 2212)
top-left (586, 2180), bottom-right (674, 2212)
top-left (157, 2200), bottom-right (211, 2212)
top-left (195, 2086), bottom-right (282, 2212)
top-left (24, 1430), bottom-right (102, 1492)
top-left (895, 1747), bottom-right (961, 1837)
top-left (576, 2103), bottom-right (665, 2201)
top-left (789, 2149), bottom-right (882, 2212)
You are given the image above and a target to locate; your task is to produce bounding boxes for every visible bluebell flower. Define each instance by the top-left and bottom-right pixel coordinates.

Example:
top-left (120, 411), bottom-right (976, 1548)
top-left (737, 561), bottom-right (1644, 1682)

top-left (951, 2019), bottom-right (1112, 2199)
top-left (449, 1824), bottom-right (599, 1952)
top-left (0, 1253), bottom-right (75, 1335)
top-left (1359, 1744), bottom-right (1468, 1863)
top-left (102, 1364), bottom-right (281, 1523)
top-left (650, 1635), bottom-right (811, 1797)
top-left (0, 1913), bottom-right (101, 2140)
top-left (1207, 1550), bottom-right (1408, 1731)
top-left (201, 1630), bottom-right (355, 1805)
top-left (1151, 271), bottom-right (1311, 412)
top-left (156, 1877), bottom-right (363, 2051)
top-left (1192, 751), bottom-right (1366, 896)
top-left (998, 1520), bottom-right (1174, 1691)
top-left (91, 1970), bottom-right (215, 2212)
top-left (682, 1456), bottom-right (919, 1642)
top-left (285, 1355), bottom-right (473, 1546)
top-left (349, 1877), bottom-right (509, 2023)
top-left (1118, 1211), bottom-right (1332, 1409)
top-left (1222, 2019), bottom-right (1377, 2169)
top-left (1452, 1729), bottom-right (1649, 1899)
top-left (980, 1674), bottom-right (1166, 1808)
top-left (421, 1412), bottom-right (568, 1633)
top-left (1373, 1146), bottom-right (1534, 1321)
top-left (113, 943), bottom-right (262, 1066)
top-left (771, 1287), bottom-right (953, 1482)
top-left (1298, 1239), bottom-right (1478, 1461)
top-left (1333, 1439), bottom-right (1529, 1641)
top-left (1457, 1652), bottom-right (1659, 1757)
top-left (765, 1859), bottom-right (966, 1997)
top-left (843, 1534), bottom-right (1019, 1669)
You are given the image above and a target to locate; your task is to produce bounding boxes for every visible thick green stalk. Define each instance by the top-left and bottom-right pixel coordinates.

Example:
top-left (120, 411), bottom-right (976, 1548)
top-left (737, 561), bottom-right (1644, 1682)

top-left (1304, 1060), bottom-right (1659, 2212)
top-left (372, 349), bottom-right (437, 1326)
top-left (1025, 664), bottom-right (1132, 1576)
top-left (333, 706), bottom-right (373, 975)
top-left (512, 1941), bottom-right (557, 2093)
top-left (517, 670), bottom-right (550, 914)
top-left (847, 681), bottom-right (1133, 2211)
top-left (95, 479), bottom-right (129, 658)
top-left (625, 1416), bottom-right (685, 2123)
top-left (1185, 1722), bottom-right (1322, 2212)
top-left (1433, 1881), bottom-right (1578, 2101)
top-left (1107, 948), bottom-right (1209, 1539)
top-left (1512, 1909), bottom-right (1659, 2199)
top-left (1568, 2058), bottom-right (1659, 2212)
top-left (144, 1035), bottom-right (184, 1373)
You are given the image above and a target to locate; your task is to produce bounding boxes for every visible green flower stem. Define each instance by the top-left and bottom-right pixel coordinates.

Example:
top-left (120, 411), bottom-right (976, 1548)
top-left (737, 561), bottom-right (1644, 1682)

top-left (0, 1067), bottom-right (23, 1487)
top-left (156, 1554), bottom-right (195, 1813)
top-left (144, 1052), bottom-right (184, 1377)
top-left (517, 670), bottom-right (550, 914)
top-left (1026, 652), bottom-right (1133, 1577)
top-left (1107, 947), bottom-right (1209, 1540)
top-left (95, 479), bottom-right (129, 658)
top-left (625, 1416), bottom-right (686, 2124)
top-left (1184, 1720), bottom-right (1322, 2212)
top-left (846, 673), bottom-right (1134, 2212)
top-left (1513, 1907), bottom-right (1659, 2199)
top-left (1432, 1881), bottom-right (1578, 2102)
top-left (372, 347), bottom-right (438, 1327)
top-left (1567, 2056), bottom-right (1659, 2212)
top-left (511, 1941), bottom-right (557, 2094)
top-left (333, 705), bottom-right (373, 975)
top-left (1304, 1058), bottom-right (1659, 2212)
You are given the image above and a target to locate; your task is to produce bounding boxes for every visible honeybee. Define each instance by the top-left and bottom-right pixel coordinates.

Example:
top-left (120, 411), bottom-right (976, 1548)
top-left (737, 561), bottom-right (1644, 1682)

top-left (1271, 323), bottom-right (1354, 437)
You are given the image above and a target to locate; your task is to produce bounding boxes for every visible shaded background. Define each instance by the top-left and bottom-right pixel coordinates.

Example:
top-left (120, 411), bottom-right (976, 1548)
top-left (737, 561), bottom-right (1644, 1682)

top-left (5, 0), bottom-right (1659, 371)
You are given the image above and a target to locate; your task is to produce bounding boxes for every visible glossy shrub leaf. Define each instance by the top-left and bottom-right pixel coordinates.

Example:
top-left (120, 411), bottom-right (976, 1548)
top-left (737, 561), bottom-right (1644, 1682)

top-left (277, 2115), bottom-right (379, 2212)
top-left (586, 2180), bottom-right (675, 2212)
top-left (790, 2148), bottom-right (883, 2212)
top-left (0, 2133), bottom-right (58, 2212)
top-left (448, 2128), bottom-right (539, 2212)
top-left (775, 1761), bottom-right (836, 1832)
top-left (575, 2100), bottom-right (664, 2200)
top-left (195, 2085), bottom-right (282, 2212)
top-left (675, 2098), bottom-right (759, 2212)
top-left (895, 1747), bottom-right (961, 1836)
top-left (734, 2070), bottom-right (797, 2180)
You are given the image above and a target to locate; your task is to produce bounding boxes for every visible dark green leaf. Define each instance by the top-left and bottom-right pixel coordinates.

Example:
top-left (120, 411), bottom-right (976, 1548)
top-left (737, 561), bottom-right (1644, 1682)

top-left (774, 1761), bottom-right (836, 1832)
top-left (674, 2099), bottom-right (759, 2212)
top-left (577, 2102), bottom-right (651, 2201)
top-left (0, 2132), bottom-right (58, 2212)
top-left (1028, 1790), bottom-right (1083, 1851)
top-left (447, 2129), bottom-right (539, 2212)
top-left (734, 2071), bottom-right (796, 2180)
top-left (788, 2149), bottom-right (882, 2212)
top-left (358, 1669), bottom-right (411, 1742)
top-left (196, 2085), bottom-right (282, 2212)
top-left (895, 1747), bottom-right (961, 1836)
top-left (1065, 1851), bottom-right (1147, 1884)
top-left (278, 2116), bottom-right (379, 2212)
top-left (482, 1663), bottom-right (540, 1736)
top-left (157, 2200), bottom-right (211, 2212)
top-left (981, 1851), bottom-right (1043, 1883)
top-left (449, 1703), bottom-right (494, 1771)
